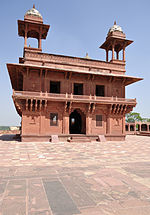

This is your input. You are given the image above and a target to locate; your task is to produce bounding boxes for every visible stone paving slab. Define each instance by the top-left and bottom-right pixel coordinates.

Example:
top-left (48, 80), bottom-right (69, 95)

top-left (43, 180), bottom-right (80, 215)
top-left (0, 135), bottom-right (150, 214)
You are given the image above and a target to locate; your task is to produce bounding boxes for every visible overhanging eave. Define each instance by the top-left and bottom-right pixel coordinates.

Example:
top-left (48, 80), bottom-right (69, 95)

top-left (7, 63), bottom-right (143, 87)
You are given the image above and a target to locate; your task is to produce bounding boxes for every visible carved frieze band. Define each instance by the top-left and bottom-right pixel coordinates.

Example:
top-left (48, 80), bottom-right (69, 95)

top-left (24, 52), bottom-right (125, 72)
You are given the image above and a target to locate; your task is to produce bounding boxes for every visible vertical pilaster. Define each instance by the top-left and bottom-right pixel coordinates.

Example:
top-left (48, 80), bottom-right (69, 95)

top-left (106, 114), bottom-right (111, 134)
top-left (40, 69), bottom-right (42, 92)
top-left (122, 116), bottom-right (125, 134)
top-left (86, 113), bottom-right (91, 135)
top-left (45, 70), bottom-right (47, 92)
top-left (63, 113), bottom-right (69, 134)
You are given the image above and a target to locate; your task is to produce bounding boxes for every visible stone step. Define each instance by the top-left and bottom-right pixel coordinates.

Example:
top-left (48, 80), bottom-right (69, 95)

top-left (70, 139), bottom-right (91, 143)
top-left (68, 136), bottom-right (91, 143)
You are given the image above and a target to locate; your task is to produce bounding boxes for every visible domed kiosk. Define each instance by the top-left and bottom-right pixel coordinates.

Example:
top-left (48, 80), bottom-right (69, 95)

top-left (100, 21), bottom-right (133, 62)
top-left (18, 4), bottom-right (49, 50)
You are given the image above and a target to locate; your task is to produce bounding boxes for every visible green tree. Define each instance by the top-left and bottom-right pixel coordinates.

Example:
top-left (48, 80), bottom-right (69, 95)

top-left (126, 112), bottom-right (143, 123)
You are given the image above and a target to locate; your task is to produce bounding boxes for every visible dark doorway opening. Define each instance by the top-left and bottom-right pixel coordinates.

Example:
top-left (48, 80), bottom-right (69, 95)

top-left (125, 125), bottom-right (129, 131)
top-left (141, 124), bottom-right (147, 131)
top-left (69, 109), bottom-right (86, 134)
top-left (96, 85), bottom-right (105, 97)
top-left (74, 83), bottom-right (83, 95)
top-left (50, 81), bottom-right (60, 94)
top-left (130, 125), bottom-right (135, 131)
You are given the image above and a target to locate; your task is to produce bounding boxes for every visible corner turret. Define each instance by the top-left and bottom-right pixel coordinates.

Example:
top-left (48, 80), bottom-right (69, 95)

top-left (18, 5), bottom-right (50, 52)
top-left (100, 21), bottom-right (133, 63)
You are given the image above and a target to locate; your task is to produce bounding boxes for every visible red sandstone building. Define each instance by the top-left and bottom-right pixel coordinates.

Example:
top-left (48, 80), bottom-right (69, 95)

top-left (7, 6), bottom-right (142, 142)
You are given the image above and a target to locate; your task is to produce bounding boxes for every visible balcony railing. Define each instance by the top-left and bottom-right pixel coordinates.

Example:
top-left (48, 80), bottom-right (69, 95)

top-left (13, 90), bottom-right (136, 105)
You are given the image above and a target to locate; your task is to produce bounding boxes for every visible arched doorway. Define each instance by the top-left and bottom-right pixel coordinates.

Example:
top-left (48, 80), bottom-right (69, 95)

top-left (69, 109), bottom-right (86, 134)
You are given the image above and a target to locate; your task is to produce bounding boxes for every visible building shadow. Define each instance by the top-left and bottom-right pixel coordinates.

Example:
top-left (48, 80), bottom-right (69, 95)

top-left (0, 134), bottom-right (21, 142)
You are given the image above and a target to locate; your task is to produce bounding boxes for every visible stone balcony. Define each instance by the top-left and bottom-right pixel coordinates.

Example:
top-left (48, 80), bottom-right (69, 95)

top-left (13, 90), bottom-right (136, 116)
top-left (13, 90), bottom-right (136, 105)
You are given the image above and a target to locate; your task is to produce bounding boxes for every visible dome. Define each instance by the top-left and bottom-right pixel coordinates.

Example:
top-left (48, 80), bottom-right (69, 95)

top-left (108, 21), bottom-right (123, 35)
top-left (25, 5), bottom-right (43, 19)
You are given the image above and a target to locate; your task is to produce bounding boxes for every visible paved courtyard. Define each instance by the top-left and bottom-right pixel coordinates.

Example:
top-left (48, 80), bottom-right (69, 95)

top-left (0, 135), bottom-right (150, 215)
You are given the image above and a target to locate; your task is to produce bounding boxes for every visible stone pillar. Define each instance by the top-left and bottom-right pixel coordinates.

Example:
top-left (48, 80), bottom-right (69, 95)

top-left (40, 69), bottom-right (42, 92)
top-left (45, 70), bottom-right (47, 92)
top-left (123, 47), bottom-right (125, 61)
top-left (112, 43), bottom-right (115, 60)
top-left (39, 112), bottom-right (45, 135)
top-left (63, 113), bottom-right (69, 134)
top-left (106, 115), bottom-right (111, 134)
top-left (30, 99), bottom-right (33, 111)
top-left (86, 113), bottom-right (91, 135)
top-left (38, 37), bottom-right (41, 49)
top-left (24, 24), bottom-right (28, 47)
top-left (106, 50), bottom-right (109, 62)
top-left (116, 51), bottom-right (119, 60)
top-left (39, 112), bottom-right (42, 135)
top-left (38, 27), bottom-right (42, 49)
top-left (134, 124), bottom-right (136, 131)
top-left (122, 116), bottom-right (125, 134)
top-left (138, 124), bottom-right (140, 132)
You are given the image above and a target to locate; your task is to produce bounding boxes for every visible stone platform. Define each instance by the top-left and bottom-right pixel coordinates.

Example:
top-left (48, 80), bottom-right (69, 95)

top-left (0, 135), bottom-right (150, 215)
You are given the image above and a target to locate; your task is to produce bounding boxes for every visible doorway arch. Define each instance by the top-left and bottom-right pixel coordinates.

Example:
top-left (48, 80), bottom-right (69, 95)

top-left (69, 109), bottom-right (86, 134)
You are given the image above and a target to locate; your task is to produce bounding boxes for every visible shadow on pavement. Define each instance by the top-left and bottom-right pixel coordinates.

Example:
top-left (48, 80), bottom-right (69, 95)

top-left (0, 134), bottom-right (20, 142)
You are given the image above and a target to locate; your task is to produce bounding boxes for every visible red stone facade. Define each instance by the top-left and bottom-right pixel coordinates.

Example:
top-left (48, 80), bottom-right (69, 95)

top-left (7, 7), bottom-right (142, 142)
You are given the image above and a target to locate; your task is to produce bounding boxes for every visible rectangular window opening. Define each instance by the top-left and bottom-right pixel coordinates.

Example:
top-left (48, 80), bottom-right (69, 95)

top-left (74, 83), bottom-right (83, 95)
top-left (96, 115), bottom-right (102, 127)
top-left (50, 81), bottom-right (60, 94)
top-left (96, 85), bottom-right (105, 97)
top-left (50, 113), bottom-right (58, 126)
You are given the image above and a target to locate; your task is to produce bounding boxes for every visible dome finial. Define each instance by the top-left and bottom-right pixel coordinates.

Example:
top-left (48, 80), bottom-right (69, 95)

top-left (25, 5), bottom-right (43, 19)
top-left (107, 21), bottom-right (123, 35)
top-left (85, 53), bottom-right (90, 59)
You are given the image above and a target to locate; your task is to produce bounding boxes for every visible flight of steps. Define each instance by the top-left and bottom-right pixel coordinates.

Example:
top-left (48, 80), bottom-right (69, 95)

top-left (68, 135), bottom-right (91, 143)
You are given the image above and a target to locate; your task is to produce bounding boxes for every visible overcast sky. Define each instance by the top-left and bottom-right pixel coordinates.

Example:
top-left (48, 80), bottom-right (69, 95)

top-left (0, 0), bottom-right (149, 126)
